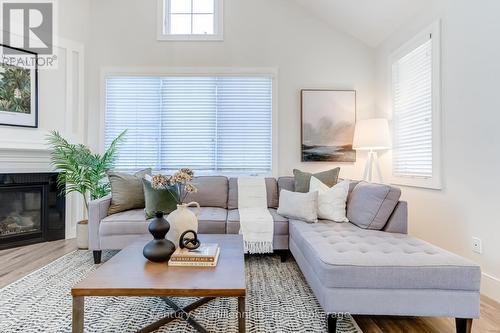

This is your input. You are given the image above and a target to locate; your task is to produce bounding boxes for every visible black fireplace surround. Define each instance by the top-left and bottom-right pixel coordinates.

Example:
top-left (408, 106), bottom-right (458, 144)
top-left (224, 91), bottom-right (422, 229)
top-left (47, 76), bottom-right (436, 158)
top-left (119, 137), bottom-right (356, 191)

top-left (0, 173), bottom-right (65, 250)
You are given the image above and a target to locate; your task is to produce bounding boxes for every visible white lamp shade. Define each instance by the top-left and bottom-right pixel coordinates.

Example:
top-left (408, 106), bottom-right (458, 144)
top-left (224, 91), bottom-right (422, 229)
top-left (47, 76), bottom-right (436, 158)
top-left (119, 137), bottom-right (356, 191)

top-left (352, 118), bottom-right (391, 150)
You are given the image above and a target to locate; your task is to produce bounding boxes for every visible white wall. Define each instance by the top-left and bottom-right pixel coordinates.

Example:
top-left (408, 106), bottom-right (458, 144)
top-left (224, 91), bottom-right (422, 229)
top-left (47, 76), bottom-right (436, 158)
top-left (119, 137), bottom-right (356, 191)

top-left (0, 0), bottom-right (90, 238)
top-left (375, 0), bottom-right (500, 302)
top-left (86, 0), bottom-right (376, 179)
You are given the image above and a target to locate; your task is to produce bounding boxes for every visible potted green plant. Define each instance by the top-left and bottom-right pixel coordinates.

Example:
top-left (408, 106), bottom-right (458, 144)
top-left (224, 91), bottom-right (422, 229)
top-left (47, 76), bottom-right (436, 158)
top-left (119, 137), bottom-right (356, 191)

top-left (47, 130), bottom-right (126, 248)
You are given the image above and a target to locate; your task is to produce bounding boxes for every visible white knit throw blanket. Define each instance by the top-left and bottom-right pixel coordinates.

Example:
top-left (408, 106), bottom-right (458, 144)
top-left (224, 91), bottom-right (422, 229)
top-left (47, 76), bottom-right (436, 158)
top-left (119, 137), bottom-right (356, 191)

top-left (238, 177), bottom-right (274, 254)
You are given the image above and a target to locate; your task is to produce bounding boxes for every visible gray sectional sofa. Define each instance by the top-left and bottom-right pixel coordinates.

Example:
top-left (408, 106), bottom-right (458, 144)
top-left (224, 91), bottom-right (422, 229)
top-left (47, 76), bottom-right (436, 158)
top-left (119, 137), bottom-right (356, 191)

top-left (88, 176), bottom-right (481, 333)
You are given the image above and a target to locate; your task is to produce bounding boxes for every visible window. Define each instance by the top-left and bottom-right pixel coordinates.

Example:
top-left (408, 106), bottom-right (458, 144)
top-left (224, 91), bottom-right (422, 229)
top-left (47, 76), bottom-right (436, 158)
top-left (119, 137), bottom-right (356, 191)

top-left (158, 0), bottom-right (223, 40)
top-left (391, 21), bottom-right (441, 189)
top-left (105, 75), bottom-right (272, 174)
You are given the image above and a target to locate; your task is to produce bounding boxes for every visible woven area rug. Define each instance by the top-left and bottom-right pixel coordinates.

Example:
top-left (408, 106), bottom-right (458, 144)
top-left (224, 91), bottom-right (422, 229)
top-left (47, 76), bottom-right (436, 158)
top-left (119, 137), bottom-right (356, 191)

top-left (0, 250), bottom-right (362, 333)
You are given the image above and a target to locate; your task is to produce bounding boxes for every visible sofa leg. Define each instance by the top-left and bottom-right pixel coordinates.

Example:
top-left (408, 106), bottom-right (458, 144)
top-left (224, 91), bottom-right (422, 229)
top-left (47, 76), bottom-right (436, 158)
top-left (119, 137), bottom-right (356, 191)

top-left (279, 250), bottom-right (288, 263)
top-left (327, 314), bottom-right (337, 333)
top-left (93, 250), bottom-right (102, 264)
top-left (455, 318), bottom-right (473, 333)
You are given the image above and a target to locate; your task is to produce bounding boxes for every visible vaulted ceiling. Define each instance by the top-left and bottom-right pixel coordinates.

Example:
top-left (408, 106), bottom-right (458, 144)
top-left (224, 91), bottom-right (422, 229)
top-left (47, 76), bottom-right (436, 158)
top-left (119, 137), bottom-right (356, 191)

top-left (292, 0), bottom-right (435, 47)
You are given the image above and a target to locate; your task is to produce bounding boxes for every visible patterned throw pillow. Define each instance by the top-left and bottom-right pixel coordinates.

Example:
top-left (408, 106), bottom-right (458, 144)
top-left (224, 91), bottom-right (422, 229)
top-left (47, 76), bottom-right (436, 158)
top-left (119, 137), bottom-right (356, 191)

top-left (309, 177), bottom-right (349, 222)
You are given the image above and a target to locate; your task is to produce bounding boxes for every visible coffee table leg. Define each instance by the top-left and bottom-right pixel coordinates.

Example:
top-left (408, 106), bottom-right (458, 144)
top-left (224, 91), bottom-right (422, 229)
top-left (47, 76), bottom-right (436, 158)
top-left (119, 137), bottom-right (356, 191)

top-left (138, 297), bottom-right (215, 333)
top-left (72, 296), bottom-right (84, 333)
top-left (238, 297), bottom-right (245, 333)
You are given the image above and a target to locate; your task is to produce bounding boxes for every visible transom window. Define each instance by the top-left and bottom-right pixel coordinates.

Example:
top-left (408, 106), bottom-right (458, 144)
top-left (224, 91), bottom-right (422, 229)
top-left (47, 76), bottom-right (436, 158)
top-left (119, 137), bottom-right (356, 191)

top-left (158, 0), bottom-right (223, 40)
top-left (105, 75), bottom-right (272, 175)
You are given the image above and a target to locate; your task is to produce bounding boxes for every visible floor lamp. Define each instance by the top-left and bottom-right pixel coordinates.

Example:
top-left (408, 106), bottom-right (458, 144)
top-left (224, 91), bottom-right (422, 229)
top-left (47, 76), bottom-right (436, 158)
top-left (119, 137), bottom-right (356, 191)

top-left (353, 118), bottom-right (391, 183)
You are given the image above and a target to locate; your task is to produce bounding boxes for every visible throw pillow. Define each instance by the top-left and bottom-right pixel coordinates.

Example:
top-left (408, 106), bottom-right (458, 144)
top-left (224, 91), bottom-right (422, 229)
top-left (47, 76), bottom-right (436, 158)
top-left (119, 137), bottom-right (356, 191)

top-left (309, 176), bottom-right (349, 222)
top-left (277, 190), bottom-right (318, 223)
top-left (107, 168), bottom-right (151, 215)
top-left (142, 178), bottom-right (178, 219)
top-left (347, 181), bottom-right (401, 230)
top-left (293, 168), bottom-right (340, 193)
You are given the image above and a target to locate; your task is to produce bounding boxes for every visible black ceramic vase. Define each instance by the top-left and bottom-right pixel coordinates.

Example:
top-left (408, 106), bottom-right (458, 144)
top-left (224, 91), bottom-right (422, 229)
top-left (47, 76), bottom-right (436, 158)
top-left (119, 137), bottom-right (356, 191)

top-left (143, 211), bottom-right (176, 263)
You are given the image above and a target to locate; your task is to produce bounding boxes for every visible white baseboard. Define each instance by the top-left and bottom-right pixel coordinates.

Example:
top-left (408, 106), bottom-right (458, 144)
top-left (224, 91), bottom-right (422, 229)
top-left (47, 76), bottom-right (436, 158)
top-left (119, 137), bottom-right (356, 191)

top-left (481, 272), bottom-right (500, 303)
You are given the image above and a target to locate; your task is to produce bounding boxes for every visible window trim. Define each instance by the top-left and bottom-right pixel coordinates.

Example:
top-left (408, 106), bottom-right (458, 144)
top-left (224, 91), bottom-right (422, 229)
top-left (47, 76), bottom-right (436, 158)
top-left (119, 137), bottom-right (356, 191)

top-left (389, 20), bottom-right (442, 190)
top-left (99, 67), bottom-right (279, 176)
top-left (157, 0), bottom-right (224, 41)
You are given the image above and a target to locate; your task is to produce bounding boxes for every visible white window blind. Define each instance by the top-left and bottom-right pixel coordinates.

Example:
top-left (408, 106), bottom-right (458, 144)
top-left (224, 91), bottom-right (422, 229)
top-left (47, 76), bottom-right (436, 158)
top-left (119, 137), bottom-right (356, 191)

top-left (160, 77), bottom-right (217, 170)
top-left (105, 75), bottom-right (272, 174)
top-left (105, 77), bottom-right (162, 170)
top-left (216, 77), bottom-right (272, 172)
top-left (392, 38), bottom-right (433, 179)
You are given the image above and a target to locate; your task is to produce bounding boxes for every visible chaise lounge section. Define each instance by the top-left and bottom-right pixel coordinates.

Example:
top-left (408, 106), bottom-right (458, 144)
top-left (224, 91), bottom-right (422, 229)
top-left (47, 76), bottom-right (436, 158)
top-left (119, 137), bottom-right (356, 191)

top-left (278, 177), bottom-right (481, 333)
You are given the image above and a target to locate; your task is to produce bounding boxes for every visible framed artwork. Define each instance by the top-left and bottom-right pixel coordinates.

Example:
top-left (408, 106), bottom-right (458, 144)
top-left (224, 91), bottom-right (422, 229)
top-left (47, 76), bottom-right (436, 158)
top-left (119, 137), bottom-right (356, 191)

top-left (301, 89), bottom-right (356, 162)
top-left (0, 44), bottom-right (38, 128)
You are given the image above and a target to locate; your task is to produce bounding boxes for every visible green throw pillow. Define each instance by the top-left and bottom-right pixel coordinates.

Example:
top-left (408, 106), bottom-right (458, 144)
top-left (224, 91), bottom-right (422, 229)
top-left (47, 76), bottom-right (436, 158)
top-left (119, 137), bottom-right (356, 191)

top-left (293, 168), bottom-right (340, 193)
top-left (107, 169), bottom-right (151, 215)
top-left (143, 179), bottom-right (178, 219)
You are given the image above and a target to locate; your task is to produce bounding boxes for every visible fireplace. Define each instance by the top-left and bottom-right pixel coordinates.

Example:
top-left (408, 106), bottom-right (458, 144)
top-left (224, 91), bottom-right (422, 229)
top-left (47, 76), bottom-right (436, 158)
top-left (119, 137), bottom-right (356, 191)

top-left (0, 173), bottom-right (65, 250)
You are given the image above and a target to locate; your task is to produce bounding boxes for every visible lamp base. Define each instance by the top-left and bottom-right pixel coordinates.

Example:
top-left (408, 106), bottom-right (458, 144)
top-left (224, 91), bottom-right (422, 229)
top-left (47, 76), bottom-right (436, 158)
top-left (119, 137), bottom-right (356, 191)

top-left (362, 150), bottom-right (384, 183)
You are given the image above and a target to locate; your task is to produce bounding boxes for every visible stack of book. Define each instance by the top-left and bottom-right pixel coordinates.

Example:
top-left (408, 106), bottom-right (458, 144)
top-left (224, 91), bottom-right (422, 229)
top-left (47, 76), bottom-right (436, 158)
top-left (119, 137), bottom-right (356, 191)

top-left (168, 243), bottom-right (220, 267)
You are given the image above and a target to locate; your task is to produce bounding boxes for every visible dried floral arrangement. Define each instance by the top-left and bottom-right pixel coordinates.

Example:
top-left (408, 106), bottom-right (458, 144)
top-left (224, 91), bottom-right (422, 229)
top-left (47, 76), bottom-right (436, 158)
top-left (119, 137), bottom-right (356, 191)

top-left (150, 168), bottom-right (197, 204)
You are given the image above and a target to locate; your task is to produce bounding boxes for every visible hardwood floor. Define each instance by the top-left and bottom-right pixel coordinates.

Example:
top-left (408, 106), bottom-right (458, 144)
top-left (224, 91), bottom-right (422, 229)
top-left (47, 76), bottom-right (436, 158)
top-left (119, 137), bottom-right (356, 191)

top-left (352, 295), bottom-right (500, 332)
top-left (1, 239), bottom-right (499, 333)
top-left (0, 239), bottom-right (77, 288)
top-left (354, 298), bottom-right (500, 333)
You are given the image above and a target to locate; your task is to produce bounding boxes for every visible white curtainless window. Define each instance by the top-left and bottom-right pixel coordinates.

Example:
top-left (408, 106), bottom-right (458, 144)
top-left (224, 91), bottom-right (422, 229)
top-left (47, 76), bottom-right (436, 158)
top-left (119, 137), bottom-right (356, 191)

top-left (390, 21), bottom-right (442, 189)
top-left (105, 75), bottom-right (272, 175)
top-left (158, 0), bottom-right (223, 40)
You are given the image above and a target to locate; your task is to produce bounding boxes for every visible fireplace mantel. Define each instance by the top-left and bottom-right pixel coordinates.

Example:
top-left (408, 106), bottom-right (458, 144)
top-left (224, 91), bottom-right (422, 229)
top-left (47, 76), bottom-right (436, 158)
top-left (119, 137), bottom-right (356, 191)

top-left (0, 148), bottom-right (52, 174)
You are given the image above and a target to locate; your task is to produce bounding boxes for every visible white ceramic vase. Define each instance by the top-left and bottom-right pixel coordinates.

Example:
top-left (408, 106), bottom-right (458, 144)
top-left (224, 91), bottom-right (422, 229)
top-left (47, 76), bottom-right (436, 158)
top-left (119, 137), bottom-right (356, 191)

top-left (166, 202), bottom-right (200, 247)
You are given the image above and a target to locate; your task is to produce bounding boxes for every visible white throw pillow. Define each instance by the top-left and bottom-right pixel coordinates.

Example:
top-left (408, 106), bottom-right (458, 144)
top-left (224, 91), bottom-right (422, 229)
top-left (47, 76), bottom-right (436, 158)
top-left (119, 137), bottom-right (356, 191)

top-left (309, 177), bottom-right (349, 222)
top-left (277, 190), bottom-right (318, 223)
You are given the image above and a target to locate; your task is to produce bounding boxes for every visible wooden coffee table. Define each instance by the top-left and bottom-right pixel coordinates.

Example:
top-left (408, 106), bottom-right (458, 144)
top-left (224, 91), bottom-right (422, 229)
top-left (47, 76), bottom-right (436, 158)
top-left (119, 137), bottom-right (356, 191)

top-left (71, 234), bottom-right (246, 333)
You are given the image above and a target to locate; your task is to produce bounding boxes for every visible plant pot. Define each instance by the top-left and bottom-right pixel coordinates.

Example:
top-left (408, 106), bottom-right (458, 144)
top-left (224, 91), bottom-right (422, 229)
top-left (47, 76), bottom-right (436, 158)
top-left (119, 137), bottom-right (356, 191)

top-left (166, 202), bottom-right (200, 247)
top-left (76, 220), bottom-right (88, 249)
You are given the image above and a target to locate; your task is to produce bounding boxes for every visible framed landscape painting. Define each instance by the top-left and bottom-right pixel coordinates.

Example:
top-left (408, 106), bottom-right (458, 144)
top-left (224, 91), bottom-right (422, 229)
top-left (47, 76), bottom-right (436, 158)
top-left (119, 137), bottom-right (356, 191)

top-left (301, 89), bottom-right (356, 162)
top-left (0, 44), bottom-right (38, 128)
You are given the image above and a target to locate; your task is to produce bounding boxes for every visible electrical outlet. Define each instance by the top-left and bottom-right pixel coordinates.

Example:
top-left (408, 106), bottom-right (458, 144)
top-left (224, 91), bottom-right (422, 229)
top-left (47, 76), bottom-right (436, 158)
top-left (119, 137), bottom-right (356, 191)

top-left (472, 237), bottom-right (482, 254)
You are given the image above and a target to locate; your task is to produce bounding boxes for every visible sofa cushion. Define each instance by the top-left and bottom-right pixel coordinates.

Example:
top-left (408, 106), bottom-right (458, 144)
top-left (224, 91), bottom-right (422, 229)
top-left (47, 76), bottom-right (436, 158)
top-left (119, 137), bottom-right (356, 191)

top-left (227, 208), bottom-right (288, 235)
top-left (346, 179), bottom-right (359, 196)
top-left (309, 177), bottom-right (349, 222)
top-left (347, 181), bottom-right (401, 230)
top-left (278, 176), bottom-right (358, 196)
top-left (289, 220), bottom-right (481, 291)
top-left (278, 176), bottom-right (295, 193)
top-left (100, 209), bottom-right (148, 236)
top-left (100, 207), bottom-right (227, 236)
top-left (293, 168), bottom-right (340, 193)
top-left (142, 178), bottom-right (177, 218)
top-left (187, 207), bottom-right (227, 234)
top-left (277, 190), bottom-right (318, 223)
top-left (227, 177), bottom-right (279, 209)
top-left (107, 169), bottom-right (151, 215)
top-left (183, 176), bottom-right (228, 208)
